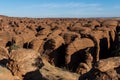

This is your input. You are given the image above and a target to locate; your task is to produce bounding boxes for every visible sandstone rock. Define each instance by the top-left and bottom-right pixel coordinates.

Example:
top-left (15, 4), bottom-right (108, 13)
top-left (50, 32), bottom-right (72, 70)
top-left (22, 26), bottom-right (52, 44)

top-left (66, 38), bottom-right (94, 64)
top-left (44, 36), bottom-right (65, 50)
top-left (102, 20), bottom-right (118, 27)
top-left (7, 49), bottom-right (44, 79)
top-left (29, 37), bottom-right (44, 52)
top-left (61, 31), bottom-right (81, 44)
top-left (0, 66), bottom-right (14, 80)
top-left (69, 26), bottom-right (91, 33)
top-left (79, 69), bottom-right (119, 80)
top-left (73, 22), bottom-right (82, 27)
top-left (40, 59), bottom-right (79, 80)
top-left (76, 63), bottom-right (90, 75)
top-left (0, 31), bottom-right (12, 47)
top-left (96, 27), bottom-right (116, 42)
top-left (12, 35), bottom-right (24, 47)
top-left (50, 22), bottom-right (59, 30)
top-left (81, 30), bottom-right (111, 61)
top-left (76, 52), bottom-right (93, 74)
top-left (37, 27), bottom-right (51, 36)
top-left (88, 20), bottom-right (100, 27)
top-left (95, 57), bottom-right (120, 72)
top-left (47, 29), bottom-right (62, 39)
top-left (0, 47), bottom-right (9, 60)
top-left (1, 16), bottom-right (120, 80)
top-left (18, 29), bottom-right (36, 43)
top-left (57, 24), bottom-right (68, 31)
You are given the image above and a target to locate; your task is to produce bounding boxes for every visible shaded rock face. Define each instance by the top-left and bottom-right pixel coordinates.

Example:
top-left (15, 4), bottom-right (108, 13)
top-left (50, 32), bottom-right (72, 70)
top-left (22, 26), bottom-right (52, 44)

top-left (79, 57), bottom-right (120, 80)
top-left (0, 16), bottom-right (120, 80)
top-left (79, 69), bottom-right (119, 80)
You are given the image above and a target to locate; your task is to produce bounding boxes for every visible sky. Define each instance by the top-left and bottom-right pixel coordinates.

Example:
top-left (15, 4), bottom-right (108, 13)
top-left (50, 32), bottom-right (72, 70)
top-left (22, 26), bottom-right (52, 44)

top-left (0, 0), bottom-right (120, 18)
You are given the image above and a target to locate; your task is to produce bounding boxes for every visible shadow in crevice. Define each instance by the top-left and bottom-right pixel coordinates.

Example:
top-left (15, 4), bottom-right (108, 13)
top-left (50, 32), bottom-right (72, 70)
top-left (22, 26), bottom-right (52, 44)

top-left (36, 26), bottom-right (44, 32)
top-left (109, 31), bottom-right (116, 57)
top-left (48, 44), bottom-right (67, 67)
top-left (116, 67), bottom-right (120, 74)
top-left (0, 59), bottom-right (9, 67)
top-left (78, 68), bottom-right (95, 80)
top-left (22, 57), bottom-right (45, 80)
top-left (78, 68), bottom-right (109, 80)
top-left (99, 38), bottom-right (109, 59)
top-left (67, 48), bottom-right (88, 72)
top-left (23, 42), bottom-right (33, 49)
top-left (23, 70), bottom-right (46, 80)
top-left (6, 41), bottom-right (13, 47)
top-left (109, 26), bottom-right (120, 57)
top-left (79, 67), bottom-right (113, 80)
top-left (23, 42), bottom-right (29, 49)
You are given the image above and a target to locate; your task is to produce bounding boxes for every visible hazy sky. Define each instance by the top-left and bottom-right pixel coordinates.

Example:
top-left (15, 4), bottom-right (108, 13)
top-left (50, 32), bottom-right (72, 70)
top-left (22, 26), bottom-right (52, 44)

top-left (0, 0), bottom-right (120, 18)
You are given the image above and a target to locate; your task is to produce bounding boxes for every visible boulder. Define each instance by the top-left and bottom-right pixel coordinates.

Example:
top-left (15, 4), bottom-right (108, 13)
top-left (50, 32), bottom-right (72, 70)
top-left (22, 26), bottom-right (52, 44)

top-left (95, 57), bottom-right (120, 72)
top-left (75, 51), bottom-right (93, 74)
top-left (7, 49), bottom-right (44, 79)
top-left (61, 31), bottom-right (81, 44)
top-left (36, 27), bottom-right (51, 36)
top-left (80, 30), bottom-right (111, 61)
top-left (44, 36), bottom-right (65, 50)
top-left (102, 20), bottom-right (118, 27)
top-left (79, 56), bottom-right (120, 80)
top-left (88, 20), bottom-right (100, 27)
top-left (29, 37), bottom-right (45, 52)
top-left (66, 38), bottom-right (94, 64)
top-left (47, 29), bottom-right (62, 39)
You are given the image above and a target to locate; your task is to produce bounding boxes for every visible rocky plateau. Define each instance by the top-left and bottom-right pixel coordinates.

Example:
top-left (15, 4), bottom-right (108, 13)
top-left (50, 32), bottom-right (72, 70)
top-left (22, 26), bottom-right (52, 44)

top-left (0, 15), bottom-right (120, 80)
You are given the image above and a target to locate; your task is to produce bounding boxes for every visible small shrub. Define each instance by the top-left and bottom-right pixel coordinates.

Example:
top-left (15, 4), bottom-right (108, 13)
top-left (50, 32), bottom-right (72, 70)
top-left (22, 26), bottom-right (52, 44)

top-left (61, 66), bottom-right (73, 72)
top-left (8, 44), bottom-right (20, 52)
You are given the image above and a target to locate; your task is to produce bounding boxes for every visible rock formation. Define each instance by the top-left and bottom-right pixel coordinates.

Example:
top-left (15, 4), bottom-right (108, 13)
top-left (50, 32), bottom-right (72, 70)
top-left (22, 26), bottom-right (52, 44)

top-left (0, 16), bottom-right (120, 80)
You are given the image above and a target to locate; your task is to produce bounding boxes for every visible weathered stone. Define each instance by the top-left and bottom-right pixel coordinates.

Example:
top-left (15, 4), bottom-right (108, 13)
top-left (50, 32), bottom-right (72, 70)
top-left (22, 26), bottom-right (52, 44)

top-left (95, 57), bottom-right (120, 72)
top-left (7, 49), bottom-right (44, 79)
top-left (0, 47), bottom-right (9, 60)
top-left (44, 36), bottom-right (65, 50)
top-left (61, 31), bottom-right (81, 44)
top-left (66, 38), bottom-right (94, 64)
top-left (102, 20), bottom-right (118, 27)
top-left (0, 66), bottom-right (14, 80)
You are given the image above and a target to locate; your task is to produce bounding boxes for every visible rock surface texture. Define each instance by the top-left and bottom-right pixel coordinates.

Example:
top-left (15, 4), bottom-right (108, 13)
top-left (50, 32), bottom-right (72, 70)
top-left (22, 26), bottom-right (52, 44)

top-left (0, 16), bottom-right (120, 80)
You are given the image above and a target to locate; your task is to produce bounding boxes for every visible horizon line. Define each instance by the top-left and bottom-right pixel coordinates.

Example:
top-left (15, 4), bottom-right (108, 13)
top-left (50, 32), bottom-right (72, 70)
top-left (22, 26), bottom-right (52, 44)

top-left (0, 15), bottom-right (120, 19)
